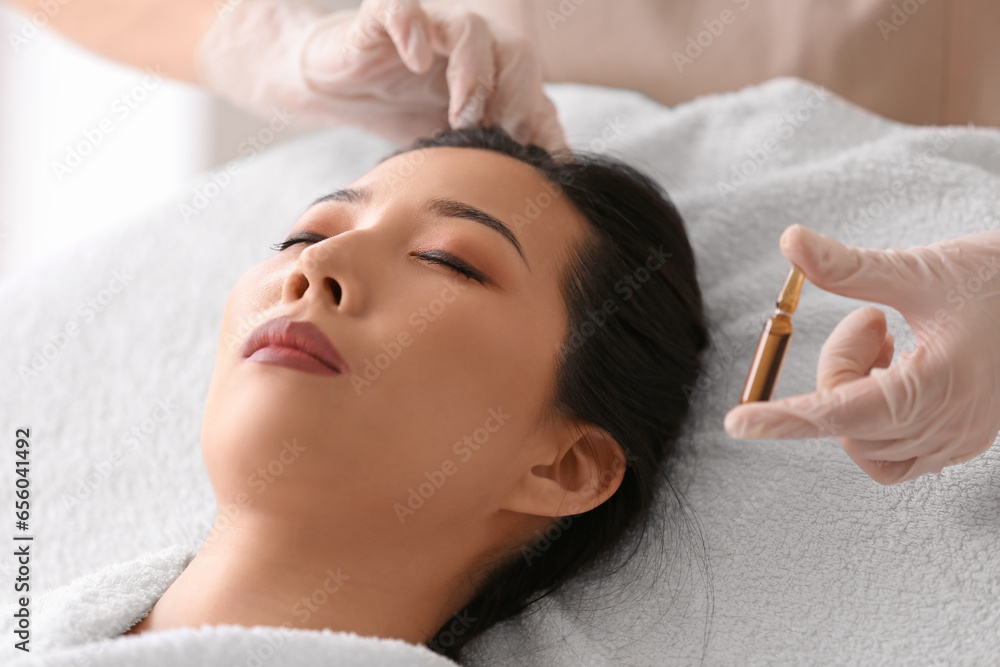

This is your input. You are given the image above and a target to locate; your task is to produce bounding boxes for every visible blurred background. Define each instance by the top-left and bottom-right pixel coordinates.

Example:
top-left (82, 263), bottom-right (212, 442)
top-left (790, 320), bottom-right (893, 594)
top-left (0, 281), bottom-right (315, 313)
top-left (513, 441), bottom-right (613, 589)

top-left (0, 0), bottom-right (358, 280)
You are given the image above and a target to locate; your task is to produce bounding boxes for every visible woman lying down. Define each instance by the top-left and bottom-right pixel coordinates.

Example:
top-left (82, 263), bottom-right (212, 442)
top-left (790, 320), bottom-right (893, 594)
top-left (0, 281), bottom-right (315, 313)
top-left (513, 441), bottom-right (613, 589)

top-left (112, 126), bottom-right (708, 663)
top-left (2, 0), bottom-right (708, 663)
top-left (7, 0), bottom-right (998, 659)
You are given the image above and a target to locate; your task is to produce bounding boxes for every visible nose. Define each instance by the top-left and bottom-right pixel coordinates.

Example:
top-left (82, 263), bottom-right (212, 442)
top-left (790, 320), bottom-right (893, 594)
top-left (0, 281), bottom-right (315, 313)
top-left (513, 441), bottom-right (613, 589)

top-left (281, 238), bottom-right (363, 313)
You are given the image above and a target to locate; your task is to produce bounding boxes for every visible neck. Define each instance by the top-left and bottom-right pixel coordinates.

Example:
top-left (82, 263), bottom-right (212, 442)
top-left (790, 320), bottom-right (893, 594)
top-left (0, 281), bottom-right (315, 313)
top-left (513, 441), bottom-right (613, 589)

top-left (123, 509), bottom-right (482, 646)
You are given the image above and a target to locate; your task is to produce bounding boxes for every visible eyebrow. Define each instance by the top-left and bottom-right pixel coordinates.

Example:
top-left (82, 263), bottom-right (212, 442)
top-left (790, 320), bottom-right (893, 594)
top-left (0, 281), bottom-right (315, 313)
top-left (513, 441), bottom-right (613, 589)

top-left (307, 187), bottom-right (529, 270)
top-left (308, 188), bottom-right (369, 208)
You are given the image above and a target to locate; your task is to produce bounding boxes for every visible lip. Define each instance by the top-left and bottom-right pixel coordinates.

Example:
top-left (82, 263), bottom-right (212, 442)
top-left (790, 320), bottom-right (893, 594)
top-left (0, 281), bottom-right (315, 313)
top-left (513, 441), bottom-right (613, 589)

top-left (239, 316), bottom-right (349, 376)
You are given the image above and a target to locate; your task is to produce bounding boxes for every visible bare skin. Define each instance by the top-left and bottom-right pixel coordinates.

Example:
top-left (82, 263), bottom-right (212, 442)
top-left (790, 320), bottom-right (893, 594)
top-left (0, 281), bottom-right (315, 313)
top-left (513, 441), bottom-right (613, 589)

top-left (122, 146), bottom-right (626, 645)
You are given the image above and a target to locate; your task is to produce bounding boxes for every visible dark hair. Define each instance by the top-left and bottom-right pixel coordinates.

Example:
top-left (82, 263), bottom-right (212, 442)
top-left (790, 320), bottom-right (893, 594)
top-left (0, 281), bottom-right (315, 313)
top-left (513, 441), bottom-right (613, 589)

top-left (386, 126), bottom-right (710, 663)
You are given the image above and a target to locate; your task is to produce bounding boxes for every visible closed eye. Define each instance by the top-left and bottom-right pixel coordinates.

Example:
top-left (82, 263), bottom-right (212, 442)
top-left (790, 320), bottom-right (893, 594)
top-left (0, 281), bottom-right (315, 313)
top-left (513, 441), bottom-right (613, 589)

top-left (415, 250), bottom-right (485, 283)
top-left (269, 233), bottom-right (488, 284)
top-left (269, 232), bottom-right (327, 252)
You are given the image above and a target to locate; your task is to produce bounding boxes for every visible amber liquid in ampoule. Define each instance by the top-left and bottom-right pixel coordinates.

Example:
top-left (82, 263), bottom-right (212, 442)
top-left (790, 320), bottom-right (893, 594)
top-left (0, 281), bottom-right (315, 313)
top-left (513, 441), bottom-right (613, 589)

top-left (739, 265), bottom-right (804, 403)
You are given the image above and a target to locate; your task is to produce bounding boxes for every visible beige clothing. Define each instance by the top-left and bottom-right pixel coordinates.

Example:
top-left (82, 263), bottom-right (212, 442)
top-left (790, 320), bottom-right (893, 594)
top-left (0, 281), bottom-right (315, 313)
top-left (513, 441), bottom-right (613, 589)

top-left (451, 0), bottom-right (999, 128)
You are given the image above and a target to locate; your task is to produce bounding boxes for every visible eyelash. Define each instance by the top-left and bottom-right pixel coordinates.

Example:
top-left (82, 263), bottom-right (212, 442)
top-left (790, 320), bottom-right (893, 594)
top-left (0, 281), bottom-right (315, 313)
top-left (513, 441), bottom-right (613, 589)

top-left (269, 233), bottom-right (487, 284)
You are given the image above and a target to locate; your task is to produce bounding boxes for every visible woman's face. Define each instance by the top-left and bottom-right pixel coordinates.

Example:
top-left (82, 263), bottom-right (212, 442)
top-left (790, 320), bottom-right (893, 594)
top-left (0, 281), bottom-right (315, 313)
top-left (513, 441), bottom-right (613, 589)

top-left (201, 146), bottom-right (596, 541)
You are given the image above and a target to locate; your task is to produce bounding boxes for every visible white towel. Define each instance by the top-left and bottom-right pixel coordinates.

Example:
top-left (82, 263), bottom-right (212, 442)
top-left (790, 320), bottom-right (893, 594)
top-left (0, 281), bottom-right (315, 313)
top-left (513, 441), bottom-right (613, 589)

top-left (1, 78), bottom-right (999, 666)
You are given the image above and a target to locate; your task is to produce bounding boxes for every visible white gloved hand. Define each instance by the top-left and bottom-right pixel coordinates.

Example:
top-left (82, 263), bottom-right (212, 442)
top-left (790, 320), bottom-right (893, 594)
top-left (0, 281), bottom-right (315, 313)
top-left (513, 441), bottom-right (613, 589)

top-left (724, 224), bottom-right (1000, 485)
top-left (195, 0), bottom-right (567, 151)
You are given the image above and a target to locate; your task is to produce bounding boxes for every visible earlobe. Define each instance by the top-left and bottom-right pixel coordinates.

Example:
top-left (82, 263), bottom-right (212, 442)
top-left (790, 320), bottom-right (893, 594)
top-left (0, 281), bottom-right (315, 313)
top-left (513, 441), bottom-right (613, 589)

top-left (501, 422), bottom-right (627, 518)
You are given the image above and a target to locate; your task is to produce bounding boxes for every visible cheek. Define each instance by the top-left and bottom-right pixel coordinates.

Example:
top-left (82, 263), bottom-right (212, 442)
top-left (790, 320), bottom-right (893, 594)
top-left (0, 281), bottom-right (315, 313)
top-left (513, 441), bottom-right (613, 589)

top-left (378, 294), bottom-right (559, 512)
top-left (470, 287), bottom-right (565, 391)
top-left (410, 285), bottom-right (564, 415)
top-left (221, 261), bottom-right (286, 355)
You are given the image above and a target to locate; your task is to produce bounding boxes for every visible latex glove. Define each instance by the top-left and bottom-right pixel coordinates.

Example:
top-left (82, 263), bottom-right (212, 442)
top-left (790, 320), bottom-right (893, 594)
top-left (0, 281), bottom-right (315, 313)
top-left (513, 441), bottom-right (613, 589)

top-left (724, 224), bottom-right (1000, 485)
top-left (195, 0), bottom-right (567, 151)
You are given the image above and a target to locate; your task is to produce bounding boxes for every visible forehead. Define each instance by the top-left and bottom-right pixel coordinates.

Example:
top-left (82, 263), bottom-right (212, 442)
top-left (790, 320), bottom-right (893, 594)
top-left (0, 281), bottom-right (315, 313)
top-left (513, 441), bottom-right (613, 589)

top-left (351, 146), bottom-right (592, 279)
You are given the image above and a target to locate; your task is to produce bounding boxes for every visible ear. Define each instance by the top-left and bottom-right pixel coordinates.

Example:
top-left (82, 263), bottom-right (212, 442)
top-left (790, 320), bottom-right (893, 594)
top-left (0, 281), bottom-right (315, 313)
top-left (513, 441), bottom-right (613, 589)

top-left (500, 420), bottom-right (627, 517)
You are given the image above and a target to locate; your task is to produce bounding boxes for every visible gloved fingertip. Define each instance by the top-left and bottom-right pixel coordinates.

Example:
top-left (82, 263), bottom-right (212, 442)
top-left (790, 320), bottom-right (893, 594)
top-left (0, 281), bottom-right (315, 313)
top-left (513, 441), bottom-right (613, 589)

top-left (780, 224), bottom-right (819, 256)
top-left (779, 224), bottom-right (846, 281)
top-left (778, 224), bottom-right (801, 251)
top-left (724, 407), bottom-right (769, 439)
top-left (450, 95), bottom-right (486, 129)
top-left (527, 106), bottom-right (570, 153)
top-left (546, 135), bottom-right (571, 154)
top-left (870, 330), bottom-right (895, 370)
top-left (505, 117), bottom-right (533, 146)
top-left (723, 410), bottom-right (746, 438)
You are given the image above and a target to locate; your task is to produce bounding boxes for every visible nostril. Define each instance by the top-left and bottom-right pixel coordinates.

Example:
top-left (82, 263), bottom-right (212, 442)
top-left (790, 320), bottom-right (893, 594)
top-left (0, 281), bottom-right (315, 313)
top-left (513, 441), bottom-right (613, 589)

top-left (326, 277), bottom-right (342, 304)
